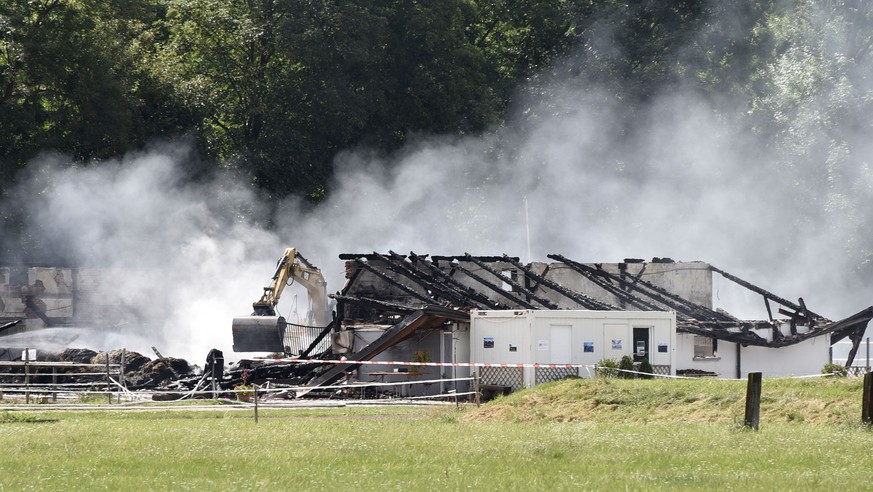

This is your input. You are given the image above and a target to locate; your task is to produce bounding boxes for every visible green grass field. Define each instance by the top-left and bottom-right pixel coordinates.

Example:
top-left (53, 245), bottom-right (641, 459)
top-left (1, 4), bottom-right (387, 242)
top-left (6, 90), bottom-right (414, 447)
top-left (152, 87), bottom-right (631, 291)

top-left (1, 377), bottom-right (873, 490)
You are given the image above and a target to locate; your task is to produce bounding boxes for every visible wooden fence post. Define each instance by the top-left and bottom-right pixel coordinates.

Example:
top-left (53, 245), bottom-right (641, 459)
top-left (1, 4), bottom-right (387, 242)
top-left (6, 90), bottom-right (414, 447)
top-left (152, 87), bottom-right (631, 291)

top-left (105, 354), bottom-right (112, 404)
top-left (862, 372), bottom-right (873, 425)
top-left (120, 349), bottom-right (127, 390)
top-left (744, 372), bottom-right (762, 430)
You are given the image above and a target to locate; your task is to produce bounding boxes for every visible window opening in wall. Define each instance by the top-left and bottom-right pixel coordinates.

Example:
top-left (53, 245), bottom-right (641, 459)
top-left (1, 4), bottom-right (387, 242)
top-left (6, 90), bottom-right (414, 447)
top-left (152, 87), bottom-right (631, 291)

top-left (693, 336), bottom-right (718, 359)
top-left (501, 270), bottom-right (516, 291)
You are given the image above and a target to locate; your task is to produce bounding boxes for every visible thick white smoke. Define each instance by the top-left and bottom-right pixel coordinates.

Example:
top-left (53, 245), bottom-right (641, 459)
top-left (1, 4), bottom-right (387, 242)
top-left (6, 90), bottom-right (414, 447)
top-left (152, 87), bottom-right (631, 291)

top-left (8, 146), bottom-right (286, 359)
top-left (284, 83), bottom-right (871, 322)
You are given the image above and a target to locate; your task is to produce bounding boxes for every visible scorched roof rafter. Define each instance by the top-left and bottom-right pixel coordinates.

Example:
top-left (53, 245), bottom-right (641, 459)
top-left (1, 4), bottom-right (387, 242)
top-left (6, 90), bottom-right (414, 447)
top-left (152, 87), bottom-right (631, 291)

top-left (334, 252), bottom-right (873, 366)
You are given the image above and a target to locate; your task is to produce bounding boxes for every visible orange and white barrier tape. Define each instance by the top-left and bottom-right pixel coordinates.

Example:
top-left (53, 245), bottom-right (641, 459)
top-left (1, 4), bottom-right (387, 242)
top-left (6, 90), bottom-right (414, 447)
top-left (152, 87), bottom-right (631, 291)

top-left (249, 357), bottom-right (597, 370)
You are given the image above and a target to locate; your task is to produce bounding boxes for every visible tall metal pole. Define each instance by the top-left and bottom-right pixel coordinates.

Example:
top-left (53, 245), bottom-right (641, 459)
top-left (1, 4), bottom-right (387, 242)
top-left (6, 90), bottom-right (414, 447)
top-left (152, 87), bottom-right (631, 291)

top-left (524, 196), bottom-right (531, 264)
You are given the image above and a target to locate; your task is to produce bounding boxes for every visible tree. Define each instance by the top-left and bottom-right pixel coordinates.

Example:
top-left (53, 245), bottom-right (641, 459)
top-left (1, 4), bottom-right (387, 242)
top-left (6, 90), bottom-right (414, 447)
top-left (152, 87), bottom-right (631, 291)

top-left (751, 0), bottom-right (873, 272)
top-left (158, 0), bottom-right (506, 200)
top-left (471, 0), bottom-right (579, 107)
top-left (0, 0), bottom-right (188, 179)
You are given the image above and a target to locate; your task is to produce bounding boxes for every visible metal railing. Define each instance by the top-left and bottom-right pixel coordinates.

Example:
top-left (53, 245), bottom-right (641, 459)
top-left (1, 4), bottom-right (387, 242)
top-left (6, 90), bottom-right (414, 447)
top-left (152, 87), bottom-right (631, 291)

top-left (0, 351), bottom-right (124, 404)
top-left (281, 323), bottom-right (332, 355)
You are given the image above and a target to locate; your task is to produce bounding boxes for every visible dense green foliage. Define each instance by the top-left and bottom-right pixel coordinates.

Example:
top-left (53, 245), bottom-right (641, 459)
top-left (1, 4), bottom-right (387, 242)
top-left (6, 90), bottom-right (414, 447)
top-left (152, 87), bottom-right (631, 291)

top-left (638, 357), bottom-right (654, 378)
top-left (618, 355), bottom-right (635, 378)
top-left (2, 0), bottom-right (872, 204)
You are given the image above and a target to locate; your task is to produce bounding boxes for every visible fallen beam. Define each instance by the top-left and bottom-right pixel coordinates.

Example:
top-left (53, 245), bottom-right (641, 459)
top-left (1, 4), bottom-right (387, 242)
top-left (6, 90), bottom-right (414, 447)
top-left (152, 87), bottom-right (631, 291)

top-left (304, 306), bottom-right (469, 390)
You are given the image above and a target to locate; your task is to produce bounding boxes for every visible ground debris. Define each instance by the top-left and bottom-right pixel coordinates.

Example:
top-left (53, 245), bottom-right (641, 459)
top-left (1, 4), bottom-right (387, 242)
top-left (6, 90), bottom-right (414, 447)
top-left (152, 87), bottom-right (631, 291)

top-left (124, 357), bottom-right (194, 389)
top-left (0, 348), bottom-right (194, 390)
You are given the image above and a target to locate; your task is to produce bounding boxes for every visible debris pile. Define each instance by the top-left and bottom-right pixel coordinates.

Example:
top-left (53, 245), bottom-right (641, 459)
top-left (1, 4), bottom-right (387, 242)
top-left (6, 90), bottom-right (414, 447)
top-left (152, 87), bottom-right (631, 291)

top-left (0, 348), bottom-right (194, 390)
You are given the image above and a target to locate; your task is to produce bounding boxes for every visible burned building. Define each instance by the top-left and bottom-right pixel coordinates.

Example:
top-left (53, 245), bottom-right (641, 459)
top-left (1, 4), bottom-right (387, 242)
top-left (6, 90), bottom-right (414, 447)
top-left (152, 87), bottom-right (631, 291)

top-left (297, 252), bottom-right (873, 393)
top-left (4, 253), bottom-right (871, 395)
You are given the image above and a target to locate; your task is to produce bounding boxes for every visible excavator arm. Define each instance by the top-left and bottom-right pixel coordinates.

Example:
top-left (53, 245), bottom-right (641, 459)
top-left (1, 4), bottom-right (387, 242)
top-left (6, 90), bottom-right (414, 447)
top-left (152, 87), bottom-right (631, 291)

top-left (251, 248), bottom-right (329, 325)
top-left (232, 248), bottom-right (331, 353)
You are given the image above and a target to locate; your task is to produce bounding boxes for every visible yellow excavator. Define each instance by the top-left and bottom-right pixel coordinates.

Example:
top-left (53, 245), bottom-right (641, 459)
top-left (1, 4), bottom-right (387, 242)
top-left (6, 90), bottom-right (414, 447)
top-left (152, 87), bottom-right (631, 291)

top-left (231, 248), bottom-right (330, 353)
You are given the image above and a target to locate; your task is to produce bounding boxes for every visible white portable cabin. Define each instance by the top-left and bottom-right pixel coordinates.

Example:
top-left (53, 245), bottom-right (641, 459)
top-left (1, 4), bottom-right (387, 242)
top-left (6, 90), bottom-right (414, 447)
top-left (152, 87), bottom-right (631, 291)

top-left (470, 310), bottom-right (676, 389)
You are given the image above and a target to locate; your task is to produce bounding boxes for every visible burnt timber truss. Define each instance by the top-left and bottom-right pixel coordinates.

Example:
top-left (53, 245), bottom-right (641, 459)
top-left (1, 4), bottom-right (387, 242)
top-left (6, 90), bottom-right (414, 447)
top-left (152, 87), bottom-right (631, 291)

top-left (333, 252), bottom-right (873, 367)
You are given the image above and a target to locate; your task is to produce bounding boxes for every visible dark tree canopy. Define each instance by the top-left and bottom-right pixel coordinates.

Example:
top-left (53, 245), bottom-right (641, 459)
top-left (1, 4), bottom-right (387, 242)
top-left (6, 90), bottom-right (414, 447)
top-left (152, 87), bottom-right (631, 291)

top-left (1, 0), bottom-right (871, 210)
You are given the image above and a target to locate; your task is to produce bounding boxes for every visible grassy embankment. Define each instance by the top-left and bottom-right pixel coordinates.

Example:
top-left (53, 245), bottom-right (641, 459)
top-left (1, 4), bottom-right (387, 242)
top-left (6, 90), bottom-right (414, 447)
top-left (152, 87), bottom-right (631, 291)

top-left (0, 377), bottom-right (871, 490)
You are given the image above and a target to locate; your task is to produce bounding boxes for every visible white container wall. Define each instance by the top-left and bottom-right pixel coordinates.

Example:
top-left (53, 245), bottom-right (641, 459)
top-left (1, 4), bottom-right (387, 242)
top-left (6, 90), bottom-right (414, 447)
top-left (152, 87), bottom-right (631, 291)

top-left (470, 310), bottom-right (677, 388)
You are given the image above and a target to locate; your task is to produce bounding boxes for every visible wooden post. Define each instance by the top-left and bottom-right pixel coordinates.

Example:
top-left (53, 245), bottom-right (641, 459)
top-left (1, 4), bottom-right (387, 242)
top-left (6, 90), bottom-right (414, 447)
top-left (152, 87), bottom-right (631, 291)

top-left (744, 372), bottom-right (762, 430)
top-left (253, 384), bottom-right (259, 424)
top-left (862, 372), bottom-right (873, 425)
top-left (52, 366), bottom-right (57, 402)
top-left (120, 349), bottom-right (126, 389)
top-left (105, 354), bottom-right (112, 404)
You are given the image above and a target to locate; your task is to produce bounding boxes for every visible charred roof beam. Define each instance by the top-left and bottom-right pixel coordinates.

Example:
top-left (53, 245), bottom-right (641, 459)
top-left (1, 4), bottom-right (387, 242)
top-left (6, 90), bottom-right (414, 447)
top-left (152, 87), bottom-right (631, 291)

top-left (710, 265), bottom-right (826, 322)
top-left (377, 252), bottom-right (474, 308)
top-left (677, 321), bottom-right (769, 345)
top-left (408, 252), bottom-right (505, 310)
top-left (352, 259), bottom-right (433, 305)
top-left (502, 255), bottom-right (619, 310)
top-left (462, 253), bottom-right (558, 309)
top-left (330, 294), bottom-right (417, 317)
top-left (560, 260), bottom-right (664, 313)
top-left (450, 262), bottom-right (539, 310)
top-left (433, 255), bottom-right (520, 263)
top-left (550, 254), bottom-right (734, 323)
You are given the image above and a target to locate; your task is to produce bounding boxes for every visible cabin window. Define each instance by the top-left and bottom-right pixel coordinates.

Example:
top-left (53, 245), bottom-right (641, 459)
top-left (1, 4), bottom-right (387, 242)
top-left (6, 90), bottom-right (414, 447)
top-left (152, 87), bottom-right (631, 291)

top-left (693, 336), bottom-right (718, 359)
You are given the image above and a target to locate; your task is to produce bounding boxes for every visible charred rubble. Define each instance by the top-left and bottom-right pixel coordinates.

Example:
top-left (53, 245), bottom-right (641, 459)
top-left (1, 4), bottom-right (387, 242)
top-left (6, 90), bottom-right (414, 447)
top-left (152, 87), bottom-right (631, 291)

top-left (0, 348), bottom-right (195, 390)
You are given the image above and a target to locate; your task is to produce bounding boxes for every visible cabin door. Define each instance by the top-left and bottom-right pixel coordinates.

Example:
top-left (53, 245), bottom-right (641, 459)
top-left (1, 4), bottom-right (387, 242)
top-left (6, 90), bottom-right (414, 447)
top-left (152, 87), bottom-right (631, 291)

top-left (633, 327), bottom-right (650, 363)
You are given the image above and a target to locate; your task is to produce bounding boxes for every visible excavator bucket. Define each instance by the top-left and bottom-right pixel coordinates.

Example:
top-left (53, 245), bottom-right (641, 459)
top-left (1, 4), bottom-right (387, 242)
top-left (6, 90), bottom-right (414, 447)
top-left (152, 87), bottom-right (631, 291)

top-left (231, 316), bottom-right (286, 353)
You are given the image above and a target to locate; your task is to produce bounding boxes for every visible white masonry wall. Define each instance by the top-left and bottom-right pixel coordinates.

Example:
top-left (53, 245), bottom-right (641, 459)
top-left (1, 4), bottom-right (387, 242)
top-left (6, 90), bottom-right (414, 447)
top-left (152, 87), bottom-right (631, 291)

top-left (676, 332), bottom-right (830, 378)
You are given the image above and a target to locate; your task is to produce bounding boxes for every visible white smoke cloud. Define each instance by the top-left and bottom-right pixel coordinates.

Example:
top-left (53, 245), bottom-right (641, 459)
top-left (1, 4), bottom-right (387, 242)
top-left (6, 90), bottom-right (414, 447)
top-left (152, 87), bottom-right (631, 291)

top-left (7, 146), bottom-right (287, 360)
top-left (285, 80), bottom-right (871, 321)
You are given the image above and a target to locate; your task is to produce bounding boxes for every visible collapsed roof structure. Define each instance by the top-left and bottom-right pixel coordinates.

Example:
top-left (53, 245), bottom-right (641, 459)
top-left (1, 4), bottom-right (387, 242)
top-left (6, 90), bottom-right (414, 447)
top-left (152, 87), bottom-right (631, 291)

top-left (322, 252), bottom-right (873, 378)
top-left (221, 252), bottom-right (873, 391)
